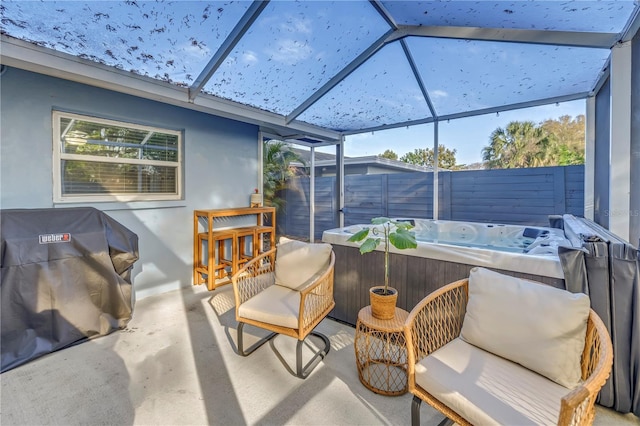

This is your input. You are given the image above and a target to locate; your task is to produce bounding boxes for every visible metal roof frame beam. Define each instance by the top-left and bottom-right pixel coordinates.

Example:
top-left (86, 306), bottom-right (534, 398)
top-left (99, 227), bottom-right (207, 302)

top-left (285, 28), bottom-right (395, 124)
top-left (340, 92), bottom-right (589, 136)
top-left (437, 92), bottom-right (589, 121)
top-left (1, 35), bottom-right (340, 142)
top-left (621, 4), bottom-right (640, 42)
top-left (188, 0), bottom-right (269, 102)
top-left (400, 39), bottom-right (437, 119)
top-left (591, 58), bottom-right (611, 97)
top-left (369, 0), bottom-right (397, 29)
top-left (388, 25), bottom-right (619, 49)
top-left (259, 131), bottom-right (338, 147)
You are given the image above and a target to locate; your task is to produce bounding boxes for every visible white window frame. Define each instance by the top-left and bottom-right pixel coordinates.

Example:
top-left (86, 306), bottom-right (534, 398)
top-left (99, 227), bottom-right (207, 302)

top-left (52, 111), bottom-right (183, 203)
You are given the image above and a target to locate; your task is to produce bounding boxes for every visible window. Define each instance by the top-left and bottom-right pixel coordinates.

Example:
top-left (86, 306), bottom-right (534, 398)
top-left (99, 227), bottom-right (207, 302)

top-left (53, 111), bottom-right (182, 202)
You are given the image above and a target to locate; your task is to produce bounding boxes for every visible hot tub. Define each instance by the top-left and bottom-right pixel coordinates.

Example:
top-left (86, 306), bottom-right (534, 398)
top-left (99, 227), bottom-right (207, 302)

top-left (323, 219), bottom-right (574, 279)
top-left (322, 219), bottom-right (578, 325)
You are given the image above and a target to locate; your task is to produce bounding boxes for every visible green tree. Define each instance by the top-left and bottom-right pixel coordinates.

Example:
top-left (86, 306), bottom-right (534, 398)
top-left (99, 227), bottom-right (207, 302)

top-left (399, 145), bottom-right (458, 169)
top-left (555, 144), bottom-right (585, 165)
top-left (378, 149), bottom-right (398, 160)
top-left (540, 115), bottom-right (584, 147)
top-left (482, 121), bottom-right (548, 169)
top-left (263, 140), bottom-right (306, 214)
top-left (482, 116), bottom-right (585, 169)
top-left (541, 115), bottom-right (585, 166)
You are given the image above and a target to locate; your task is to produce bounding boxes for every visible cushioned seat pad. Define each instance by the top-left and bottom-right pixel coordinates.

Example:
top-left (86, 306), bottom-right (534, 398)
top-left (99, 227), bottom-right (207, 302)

top-left (415, 338), bottom-right (570, 426)
top-left (238, 285), bottom-right (300, 329)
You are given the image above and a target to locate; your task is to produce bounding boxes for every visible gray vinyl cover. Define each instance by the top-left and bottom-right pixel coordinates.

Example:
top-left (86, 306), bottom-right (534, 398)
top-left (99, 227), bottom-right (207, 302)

top-left (0, 207), bottom-right (138, 372)
top-left (558, 215), bottom-right (640, 416)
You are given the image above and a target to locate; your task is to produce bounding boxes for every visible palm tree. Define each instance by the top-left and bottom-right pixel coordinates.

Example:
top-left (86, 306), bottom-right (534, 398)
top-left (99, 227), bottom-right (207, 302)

top-left (263, 140), bottom-right (306, 214)
top-left (483, 121), bottom-right (548, 169)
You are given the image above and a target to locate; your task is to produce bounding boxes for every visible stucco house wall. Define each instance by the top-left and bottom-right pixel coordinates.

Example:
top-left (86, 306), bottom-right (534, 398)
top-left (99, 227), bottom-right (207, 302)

top-left (0, 67), bottom-right (259, 298)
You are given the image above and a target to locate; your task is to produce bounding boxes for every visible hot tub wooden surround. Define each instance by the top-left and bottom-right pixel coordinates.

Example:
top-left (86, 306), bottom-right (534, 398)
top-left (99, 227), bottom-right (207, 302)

top-left (328, 244), bottom-right (565, 326)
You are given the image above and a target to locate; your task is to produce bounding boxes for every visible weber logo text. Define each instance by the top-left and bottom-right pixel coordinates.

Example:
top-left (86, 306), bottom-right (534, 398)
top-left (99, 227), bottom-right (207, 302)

top-left (39, 233), bottom-right (71, 244)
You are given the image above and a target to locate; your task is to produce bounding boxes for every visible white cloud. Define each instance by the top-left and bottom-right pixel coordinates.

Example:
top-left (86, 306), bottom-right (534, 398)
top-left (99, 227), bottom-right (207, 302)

top-left (285, 17), bottom-right (312, 35)
top-left (267, 38), bottom-right (312, 65)
top-left (261, 14), bottom-right (312, 35)
top-left (431, 89), bottom-right (448, 99)
top-left (242, 50), bottom-right (258, 65)
top-left (346, 132), bottom-right (375, 143)
top-left (181, 42), bottom-right (211, 59)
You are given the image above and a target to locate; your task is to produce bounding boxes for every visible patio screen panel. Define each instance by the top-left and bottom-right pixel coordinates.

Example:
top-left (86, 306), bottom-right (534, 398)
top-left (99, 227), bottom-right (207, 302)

top-left (381, 1), bottom-right (635, 33)
top-left (0, 1), bottom-right (252, 86)
top-left (2, 0), bottom-right (638, 133)
top-left (201, 1), bottom-right (389, 115)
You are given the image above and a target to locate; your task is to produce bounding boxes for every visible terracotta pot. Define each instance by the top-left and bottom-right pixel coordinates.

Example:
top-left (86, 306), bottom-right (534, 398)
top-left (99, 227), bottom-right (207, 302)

top-left (369, 286), bottom-right (398, 320)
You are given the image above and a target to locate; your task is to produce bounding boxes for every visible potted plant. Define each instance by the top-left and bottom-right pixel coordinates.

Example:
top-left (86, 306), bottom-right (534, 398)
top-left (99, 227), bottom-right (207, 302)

top-left (347, 217), bottom-right (417, 320)
top-left (250, 188), bottom-right (263, 207)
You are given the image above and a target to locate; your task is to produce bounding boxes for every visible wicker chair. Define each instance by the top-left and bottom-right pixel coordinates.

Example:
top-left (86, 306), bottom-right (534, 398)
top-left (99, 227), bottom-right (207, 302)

top-left (231, 245), bottom-right (335, 379)
top-left (404, 277), bottom-right (614, 426)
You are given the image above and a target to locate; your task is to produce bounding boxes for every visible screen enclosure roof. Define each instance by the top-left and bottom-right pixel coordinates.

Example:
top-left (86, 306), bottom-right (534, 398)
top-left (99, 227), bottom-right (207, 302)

top-left (1, 0), bottom-right (639, 143)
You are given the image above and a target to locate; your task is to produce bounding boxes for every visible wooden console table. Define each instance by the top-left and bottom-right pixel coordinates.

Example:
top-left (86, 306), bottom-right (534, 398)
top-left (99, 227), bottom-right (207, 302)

top-left (193, 207), bottom-right (275, 290)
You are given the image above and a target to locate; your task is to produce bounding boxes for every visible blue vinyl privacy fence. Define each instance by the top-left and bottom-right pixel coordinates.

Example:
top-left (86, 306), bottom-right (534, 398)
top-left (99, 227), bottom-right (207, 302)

top-left (280, 165), bottom-right (584, 241)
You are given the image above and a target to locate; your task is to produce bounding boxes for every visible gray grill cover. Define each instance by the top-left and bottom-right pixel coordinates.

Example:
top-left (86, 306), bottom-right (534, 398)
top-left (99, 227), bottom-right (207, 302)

top-left (1, 207), bottom-right (138, 372)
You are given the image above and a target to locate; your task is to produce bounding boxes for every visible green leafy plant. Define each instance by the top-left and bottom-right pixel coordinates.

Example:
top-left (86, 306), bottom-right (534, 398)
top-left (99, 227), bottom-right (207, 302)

top-left (263, 140), bottom-right (306, 216)
top-left (347, 217), bottom-right (417, 295)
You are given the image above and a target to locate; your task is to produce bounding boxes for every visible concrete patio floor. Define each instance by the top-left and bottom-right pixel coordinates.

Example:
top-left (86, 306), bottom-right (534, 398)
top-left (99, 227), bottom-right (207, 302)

top-left (1, 284), bottom-right (638, 426)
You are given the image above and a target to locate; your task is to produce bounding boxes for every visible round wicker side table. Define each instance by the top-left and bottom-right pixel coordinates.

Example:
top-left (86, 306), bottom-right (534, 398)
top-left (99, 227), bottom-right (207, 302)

top-left (354, 305), bottom-right (409, 396)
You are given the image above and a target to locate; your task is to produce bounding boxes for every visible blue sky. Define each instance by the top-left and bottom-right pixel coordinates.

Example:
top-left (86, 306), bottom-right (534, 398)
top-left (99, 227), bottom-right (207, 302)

top-left (318, 99), bottom-right (586, 166)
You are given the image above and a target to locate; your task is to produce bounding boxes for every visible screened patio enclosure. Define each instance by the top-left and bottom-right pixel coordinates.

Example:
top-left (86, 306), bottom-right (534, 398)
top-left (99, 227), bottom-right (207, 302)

top-left (2, 0), bottom-right (639, 243)
top-left (2, 1), bottom-right (640, 421)
top-left (1, 0), bottom-right (640, 242)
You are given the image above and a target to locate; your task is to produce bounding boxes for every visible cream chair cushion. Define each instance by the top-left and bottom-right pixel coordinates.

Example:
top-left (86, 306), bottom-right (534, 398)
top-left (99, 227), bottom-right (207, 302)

top-left (238, 285), bottom-right (300, 329)
top-left (274, 237), bottom-right (332, 291)
top-left (460, 267), bottom-right (590, 389)
top-left (415, 338), bottom-right (568, 426)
